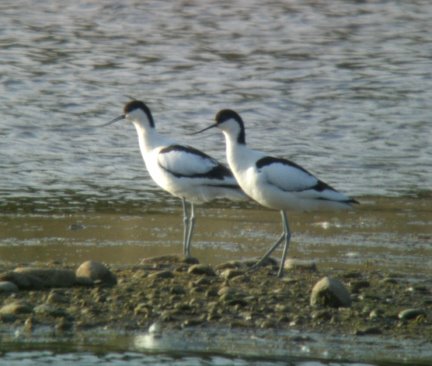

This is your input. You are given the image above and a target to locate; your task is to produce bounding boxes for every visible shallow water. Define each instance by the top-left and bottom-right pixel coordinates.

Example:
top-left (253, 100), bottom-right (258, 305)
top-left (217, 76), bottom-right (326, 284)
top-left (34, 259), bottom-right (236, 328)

top-left (0, 196), bottom-right (431, 276)
top-left (1, 0), bottom-right (431, 364)
top-left (1, 328), bottom-right (431, 366)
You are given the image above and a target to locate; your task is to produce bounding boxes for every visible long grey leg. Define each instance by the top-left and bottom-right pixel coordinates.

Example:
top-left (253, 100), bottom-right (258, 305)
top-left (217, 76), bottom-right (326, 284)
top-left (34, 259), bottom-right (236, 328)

top-left (250, 210), bottom-right (291, 276)
top-left (250, 234), bottom-right (285, 271)
top-left (181, 198), bottom-right (190, 257)
top-left (184, 202), bottom-right (195, 258)
top-left (277, 211), bottom-right (291, 278)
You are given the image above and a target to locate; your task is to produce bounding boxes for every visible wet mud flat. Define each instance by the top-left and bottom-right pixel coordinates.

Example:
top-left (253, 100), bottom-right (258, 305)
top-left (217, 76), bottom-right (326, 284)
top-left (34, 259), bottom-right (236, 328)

top-left (0, 255), bottom-right (430, 354)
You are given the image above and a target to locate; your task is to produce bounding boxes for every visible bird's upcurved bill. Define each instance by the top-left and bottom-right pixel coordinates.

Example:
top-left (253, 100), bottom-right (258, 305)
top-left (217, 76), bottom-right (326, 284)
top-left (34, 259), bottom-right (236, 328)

top-left (188, 123), bottom-right (218, 135)
top-left (95, 115), bottom-right (125, 128)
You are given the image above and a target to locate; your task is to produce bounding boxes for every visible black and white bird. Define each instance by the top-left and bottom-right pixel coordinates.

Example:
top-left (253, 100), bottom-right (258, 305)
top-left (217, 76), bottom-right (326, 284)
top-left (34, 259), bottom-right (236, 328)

top-left (193, 109), bottom-right (358, 277)
top-left (103, 101), bottom-right (245, 258)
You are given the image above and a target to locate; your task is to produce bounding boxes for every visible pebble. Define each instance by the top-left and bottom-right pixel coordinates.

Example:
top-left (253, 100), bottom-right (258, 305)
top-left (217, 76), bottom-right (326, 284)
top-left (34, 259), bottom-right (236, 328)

top-left (310, 277), bottom-right (352, 308)
top-left (0, 301), bottom-right (33, 315)
top-left (284, 259), bottom-right (317, 272)
top-left (398, 308), bottom-right (426, 320)
top-left (148, 270), bottom-right (174, 279)
top-left (15, 267), bottom-right (76, 288)
top-left (46, 290), bottom-right (69, 304)
top-left (0, 281), bottom-right (19, 293)
top-left (187, 264), bottom-right (216, 276)
top-left (75, 261), bottom-right (117, 286)
top-left (0, 270), bottom-right (44, 289)
top-left (220, 269), bottom-right (244, 280)
top-left (33, 304), bottom-right (68, 317)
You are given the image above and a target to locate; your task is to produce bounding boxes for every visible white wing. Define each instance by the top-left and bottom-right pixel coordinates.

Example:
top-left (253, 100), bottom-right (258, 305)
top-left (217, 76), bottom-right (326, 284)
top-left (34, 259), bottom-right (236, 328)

top-left (157, 144), bottom-right (233, 180)
top-left (257, 156), bottom-right (354, 203)
top-left (257, 156), bottom-right (318, 192)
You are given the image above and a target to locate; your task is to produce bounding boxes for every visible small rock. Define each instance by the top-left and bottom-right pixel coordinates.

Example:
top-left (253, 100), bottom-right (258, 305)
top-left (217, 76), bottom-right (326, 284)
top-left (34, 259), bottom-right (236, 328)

top-left (310, 277), bottom-right (352, 308)
top-left (398, 308), bottom-right (426, 320)
top-left (33, 304), bottom-right (68, 317)
top-left (0, 301), bottom-right (33, 315)
top-left (369, 309), bottom-right (383, 320)
top-left (220, 269), bottom-right (244, 280)
top-left (0, 281), bottom-right (19, 293)
top-left (75, 261), bottom-right (117, 286)
top-left (217, 286), bottom-right (239, 297)
top-left (218, 286), bottom-right (247, 306)
top-left (46, 290), bottom-right (69, 304)
top-left (284, 259), bottom-right (317, 272)
top-left (311, 309), bottom-right (332, 321)
top-left (216, 260), bottom-right (249, 271)
top-left (187, 264), bottom-right (216, 276)
top-left (148, 270), bottom-right (174, 279)
top-left (14, 267), bottom-right (76, 288)
top-left (0, 270), bottom-right (44, 289)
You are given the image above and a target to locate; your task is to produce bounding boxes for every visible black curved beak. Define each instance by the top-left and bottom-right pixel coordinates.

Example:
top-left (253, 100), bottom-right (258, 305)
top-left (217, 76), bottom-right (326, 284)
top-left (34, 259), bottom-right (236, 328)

top-left (188, 123), bottom-right (218, 135)
top-left (95, 115), bottom-right (125, 128)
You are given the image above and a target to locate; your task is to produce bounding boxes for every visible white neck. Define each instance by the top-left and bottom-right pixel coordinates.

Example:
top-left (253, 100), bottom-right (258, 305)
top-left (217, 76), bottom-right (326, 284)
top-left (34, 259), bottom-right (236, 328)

top-left (223, 130), bottom-right (250, 172)
top-left (223, 129), bottom-right (264, 175)
top-left (132, 121), bottom-right (168, 155)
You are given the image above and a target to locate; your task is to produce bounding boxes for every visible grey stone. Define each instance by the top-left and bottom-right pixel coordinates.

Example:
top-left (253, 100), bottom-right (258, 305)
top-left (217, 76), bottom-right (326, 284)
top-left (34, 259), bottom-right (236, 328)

top-left (14, 267), bottom-right (76, 288)
top-left (219, 269), bottom-right (244, 280)
top-left (284, 259), bottom-right (317, 272)
top-left (310, 276), bottom-right (352, 308)
top-left (75, 260), bottom-right (117, 286)
top-left (187, 264), bottom-right (216, 276)
top-left (398, 308), bottom-right (426, 320)
top-left (0, 281), bottom-right (19, 293)
top-left (33, 304), bottom-right (68, 317)
top-left (0, 301), bottom-right (33, 315)
top-left (148, 270), bottom-right (174, 279)
top-left (0, 268), bottom-right (76, 289)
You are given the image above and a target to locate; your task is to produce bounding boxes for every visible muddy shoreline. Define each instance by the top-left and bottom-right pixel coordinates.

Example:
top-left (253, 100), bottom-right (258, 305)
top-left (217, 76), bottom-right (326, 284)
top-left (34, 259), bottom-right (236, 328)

top-left (0, 255), bottom-right (430, 345)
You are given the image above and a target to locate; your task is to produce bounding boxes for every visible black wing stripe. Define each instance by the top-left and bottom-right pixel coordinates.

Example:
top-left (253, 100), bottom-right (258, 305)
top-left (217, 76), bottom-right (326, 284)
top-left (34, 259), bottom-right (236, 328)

top-left (256, 156), bottom-right (312, 175)
top-left (159, 144), bottom-right (233, 180)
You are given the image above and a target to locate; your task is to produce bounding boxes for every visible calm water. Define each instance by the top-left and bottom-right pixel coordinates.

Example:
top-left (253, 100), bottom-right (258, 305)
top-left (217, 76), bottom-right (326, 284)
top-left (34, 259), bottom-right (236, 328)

top-left (1, 0), bottom-right (431, 364)
top-left (1, 0), bottom-right (432, 212)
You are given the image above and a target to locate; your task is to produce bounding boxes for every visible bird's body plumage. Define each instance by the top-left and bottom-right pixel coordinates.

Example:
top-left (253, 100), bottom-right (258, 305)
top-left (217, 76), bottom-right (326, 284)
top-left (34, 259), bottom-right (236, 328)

top-left (133, 121), bottom-right (242, 203)
top-left (106, 101), bottom-right (244, 258)
top-left (194, 109), bottom-right (358, 277)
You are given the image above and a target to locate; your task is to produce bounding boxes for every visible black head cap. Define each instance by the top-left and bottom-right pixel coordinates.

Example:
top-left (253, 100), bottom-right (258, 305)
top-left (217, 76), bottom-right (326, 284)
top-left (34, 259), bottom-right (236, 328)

top-left (215, 109), bottom-right (245, 144)
top-left (124, 100), bottom-right (155, 128)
